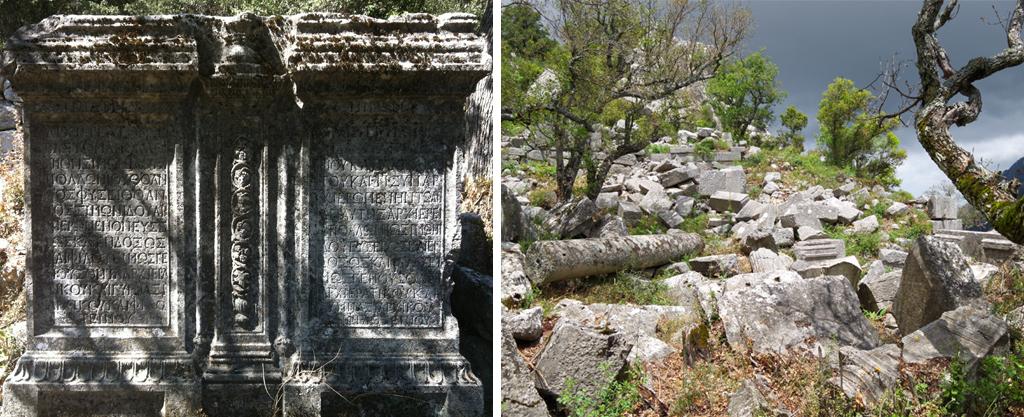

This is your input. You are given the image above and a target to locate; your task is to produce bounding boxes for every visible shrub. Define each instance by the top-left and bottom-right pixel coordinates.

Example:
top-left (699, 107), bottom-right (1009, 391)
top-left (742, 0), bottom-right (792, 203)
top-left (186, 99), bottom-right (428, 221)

top-left (629, 214), bottom-right (668, 235)
top-left (694, 138), bottom-right (716, 160)
top-left (646, 143), bottom-right (671, 154)
top-left (527, 187), bottom-right (557, 209)
top-left (942, 346), bottom-right (1024, 416)
top-left (679, 213), bottom-right (709, 234)
top-left (890, 210), bottom-right (933, 243)
top-left (824, 225), bottom-right (881, 262)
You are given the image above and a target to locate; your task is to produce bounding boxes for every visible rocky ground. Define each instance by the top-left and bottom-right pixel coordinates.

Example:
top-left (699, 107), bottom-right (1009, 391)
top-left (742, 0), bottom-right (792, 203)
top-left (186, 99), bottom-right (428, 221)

top-left (500, 126), bottom-right (1024, 417)
top-left (0, 78), bottom-right (25, 398)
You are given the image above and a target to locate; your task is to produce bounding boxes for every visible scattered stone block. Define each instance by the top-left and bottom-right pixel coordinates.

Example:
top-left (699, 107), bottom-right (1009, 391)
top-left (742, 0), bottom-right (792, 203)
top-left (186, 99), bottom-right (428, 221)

top-left (740, 229), bottom-right (777, 255)
top-left (735, 200), bottom-right (766, 222)
top-left (791, 256), bottom-right (863, 287)
top-left (504, 307), bottom-right (544, 342)
top-left (793, 239), bottom-right (846, 261)
top-left (502, 243), bottom-right (534, 303)
top-left (501, 331), bottom-right (549, 417)
top-left (658, 167), bottom-right (696, 187)
top-left (727, 379), bottom-right (791, 417)
top-left (879, 248), bottom-right (908, 268)
top-left (673, 196), bottom-right (695, 217)
top-left (659, 209), bottom-right (685, 229)
top-left (852, 215), bottom-right (879, 234)
top-left (709, 191), bottom-right (750, 213)
top-left (858, 270), bottom-right (901, 312)
top-left (533, 321), bottom-right (632, 398)
top-left (717, 272), bottom-right (880, 354)
top-left (690, 254), bottom-right (742, 278)
top-left (772, 228), bottom-right (795, 248)
top-left (829, 345), bottom-right (900, 408)
top-left (748, 248), bottom-right (793, 273)
top-left (902, 306), bottom-right (1008, 370)
top-left (927, 195), bottom-right (958, 219)
top-left (797, 226), bottom-right (825, 241)
top-left (931, 219), bottom-right (963, 230)
top-left (893, 236), bottom-right (984, 336)
top-left (697, 167), bottom-right (746, 196)
top-left (546, 198), bottom-right (598, 238)
top-left (595, 192), bottom-right (620, 210)
top-left (618, 201), bottom-right (643, 226)
top-left (885, 202), bottom-right (909, 217)
top-left (640, 189), bottom-right (673, 215)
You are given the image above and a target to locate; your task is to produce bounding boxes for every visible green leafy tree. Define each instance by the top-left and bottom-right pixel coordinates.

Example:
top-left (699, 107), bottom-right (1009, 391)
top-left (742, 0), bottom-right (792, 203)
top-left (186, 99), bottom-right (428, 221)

top-left (507, 0), bottom-right (750, 202)
top-left (816, 77), bottom-right (905, 186)
top-left (500, 2), bottom-right (559, 119)
top-left (706, 51), bottom-right (784, 144)
top-left (779, 105), bottom-right (808, 150)
top-left (501, 3), bottom-right (556, 60)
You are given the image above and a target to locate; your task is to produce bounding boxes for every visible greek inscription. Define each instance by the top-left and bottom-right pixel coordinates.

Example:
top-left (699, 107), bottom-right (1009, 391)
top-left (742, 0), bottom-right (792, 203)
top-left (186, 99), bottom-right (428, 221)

top-left (38, 126), bottom-right (172, 327)
top-left (317, 125), bottom-right (445, 328)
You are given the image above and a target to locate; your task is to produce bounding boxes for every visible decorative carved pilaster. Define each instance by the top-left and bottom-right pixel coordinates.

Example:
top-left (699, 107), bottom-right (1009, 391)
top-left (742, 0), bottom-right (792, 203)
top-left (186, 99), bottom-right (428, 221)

top-left (229, 138), bottom-right (257, 330)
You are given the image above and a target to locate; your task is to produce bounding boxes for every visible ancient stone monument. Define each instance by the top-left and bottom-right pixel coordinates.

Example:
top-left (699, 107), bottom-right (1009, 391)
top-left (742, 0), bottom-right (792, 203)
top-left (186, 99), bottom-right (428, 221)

top-left (0, 12), bottom-right (489, 417)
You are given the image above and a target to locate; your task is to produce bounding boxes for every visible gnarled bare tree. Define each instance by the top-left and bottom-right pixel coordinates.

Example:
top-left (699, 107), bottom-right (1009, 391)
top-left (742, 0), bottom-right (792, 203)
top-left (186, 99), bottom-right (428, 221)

top-left (909, 0), bottom-right (1024, 243)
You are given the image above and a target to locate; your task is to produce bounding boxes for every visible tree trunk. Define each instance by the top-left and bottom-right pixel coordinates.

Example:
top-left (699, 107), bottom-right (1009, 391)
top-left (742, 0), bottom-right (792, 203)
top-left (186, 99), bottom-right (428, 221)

top-left (523, 233), bottom-right (705, 284)
top-left (915, 103), bottom-right (1024, 244)
top-left (585, 140), bottom-right (647, 200)
top-left (909, 0), bottom-right (1024, 245)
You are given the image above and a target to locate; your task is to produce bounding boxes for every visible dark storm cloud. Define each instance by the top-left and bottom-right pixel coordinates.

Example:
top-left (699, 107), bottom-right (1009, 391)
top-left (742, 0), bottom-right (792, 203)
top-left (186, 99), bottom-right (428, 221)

top-left (745, 0), bottom-right (1024, 195)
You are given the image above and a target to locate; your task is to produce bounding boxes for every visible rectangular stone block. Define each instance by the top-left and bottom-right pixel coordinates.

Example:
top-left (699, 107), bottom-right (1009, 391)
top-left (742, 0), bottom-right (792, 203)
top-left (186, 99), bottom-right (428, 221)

top-left (927, 195), bottom-right (958, 220)
top-left (793, 238), bottom-right (846, 261)
top-left (931, 219), bottom-right (963, 231)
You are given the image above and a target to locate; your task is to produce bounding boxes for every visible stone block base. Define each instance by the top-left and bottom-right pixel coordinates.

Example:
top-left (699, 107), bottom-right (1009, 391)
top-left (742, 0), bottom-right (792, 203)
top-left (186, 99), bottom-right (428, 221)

top-left (2, 381), bottom-right (201, 417)
top-left (281, 384), bottom-right (483, 417)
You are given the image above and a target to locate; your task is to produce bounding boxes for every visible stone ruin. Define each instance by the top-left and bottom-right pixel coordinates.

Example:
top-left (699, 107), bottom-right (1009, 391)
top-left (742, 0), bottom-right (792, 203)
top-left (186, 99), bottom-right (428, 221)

top-left (0, 12), bottom-right (489, 417)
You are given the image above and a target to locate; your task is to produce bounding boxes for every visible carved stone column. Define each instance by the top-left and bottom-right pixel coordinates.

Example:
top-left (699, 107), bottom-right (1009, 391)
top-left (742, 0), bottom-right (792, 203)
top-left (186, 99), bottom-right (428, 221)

top-left (198, 13), bottom-right (291, 416)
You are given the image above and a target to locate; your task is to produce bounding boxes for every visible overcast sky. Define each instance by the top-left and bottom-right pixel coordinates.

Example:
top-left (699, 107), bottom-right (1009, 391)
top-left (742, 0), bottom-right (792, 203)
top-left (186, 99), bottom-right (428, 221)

top-left (745, 0), bottom-right (1024, 196)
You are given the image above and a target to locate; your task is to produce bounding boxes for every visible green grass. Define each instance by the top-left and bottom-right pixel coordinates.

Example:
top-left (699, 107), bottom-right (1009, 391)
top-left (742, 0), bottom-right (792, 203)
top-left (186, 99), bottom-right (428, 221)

top-left (742, 147), bottom-right (855, 190)
top-left (502, 120), bottom-right (528, 136)
top-left (694, 138), bottom-right (715, 160)
top-left (537, 270), bottom-right (672, 307)
top-left (985, 264), bottom-right (1024, 316)
top-left (559, 364), bottom-right (644, 417)
top-left (629, 214), bottom-right (668, 235)
top-left (890, 190), bottom-right (915, 203)
top-left (647, 143), bottom-right (671, 154)
top-left (678, 213), bottom-right (709, 234)
top-left (889, 210), bottom-right (934, 244)
top-left (824, 224), bottom-right (881, 263)
top-left (862, 308), bottom-right (887, 321)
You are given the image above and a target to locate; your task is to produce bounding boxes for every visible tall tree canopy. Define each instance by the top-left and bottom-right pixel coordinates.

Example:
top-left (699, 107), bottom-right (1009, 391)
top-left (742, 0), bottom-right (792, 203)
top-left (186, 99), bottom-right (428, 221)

top-left (817, 77), bottom-right (906, 186)
top-left (706, 51), bottom-right (784, 143)
top-left (780, 105), bottom-right (808, 150)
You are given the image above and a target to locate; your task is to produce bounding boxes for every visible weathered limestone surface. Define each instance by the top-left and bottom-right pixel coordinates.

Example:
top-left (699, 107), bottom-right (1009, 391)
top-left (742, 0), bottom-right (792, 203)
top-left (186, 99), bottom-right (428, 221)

top-left (524, 233), bottom-right (704, 284)
top-left (892, 236), bottom-right (984, 336)
top-left (1, 13), bottom-right (489, 417)
top-left (717, 272), bottom-right (879, 354)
